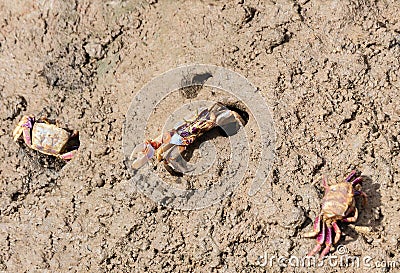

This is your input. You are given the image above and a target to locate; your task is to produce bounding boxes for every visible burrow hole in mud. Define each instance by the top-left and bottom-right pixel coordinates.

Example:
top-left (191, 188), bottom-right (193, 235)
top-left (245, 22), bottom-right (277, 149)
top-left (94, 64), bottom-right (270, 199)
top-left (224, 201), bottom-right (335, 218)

top-left (224, 103), bottom-right (249, 127)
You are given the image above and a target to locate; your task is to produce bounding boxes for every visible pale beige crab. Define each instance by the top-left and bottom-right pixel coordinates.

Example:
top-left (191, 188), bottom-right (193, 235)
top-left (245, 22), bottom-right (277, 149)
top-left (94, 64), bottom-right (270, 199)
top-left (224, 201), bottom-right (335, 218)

top-left (13, 115), bottom-right (79, 160)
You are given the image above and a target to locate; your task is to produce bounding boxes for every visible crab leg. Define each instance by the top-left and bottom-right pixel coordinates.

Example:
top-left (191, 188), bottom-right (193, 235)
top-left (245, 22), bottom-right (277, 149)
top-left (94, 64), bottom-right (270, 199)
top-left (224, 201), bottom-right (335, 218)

top-left (345, 170), bottom-right (357, 182)
top-left (321, 177), bottom-right (330, 193)
top-left (70, 130), bottom-right (79, 138)
top-left (13, 115), bottom-right (34, 146)
top-left (354, 190), bottom-right (368, 206)
top-left (39, 116), bottom-right (51, 124)
top-left (162, 145), bottom-right (196, 173)
top-left (21, 126), bottom-right (33, 148)
top-left (130, 143), bottom-right (156, 169)
top-left (130, 131), bottom-right (175, 169)
top-left (352, 177), bottom-right (362, 186)
top-left (332, 222), bottom-right (341, 244)
top-left (307, 221), bottom-right (326, 257)
top-left (56, 131), bottom-right (80, 161)
top-left (343, 207), bottom-right (358, 223)
top-left (304, 215), bottom-right (321, 238)
top-left (59, 150), bottom-right (77, 160)
top-left (319, 225), bottom-right (333, 259)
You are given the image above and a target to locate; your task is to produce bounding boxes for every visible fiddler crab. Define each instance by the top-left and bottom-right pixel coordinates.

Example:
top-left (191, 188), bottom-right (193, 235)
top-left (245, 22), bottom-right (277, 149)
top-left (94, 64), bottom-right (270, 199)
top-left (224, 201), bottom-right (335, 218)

top-left (303, 170), bottom-right (368, 259)
top-left (13, 115), bottom-right (79, 160)
top-left (130, 102), bottom-right (243, 173)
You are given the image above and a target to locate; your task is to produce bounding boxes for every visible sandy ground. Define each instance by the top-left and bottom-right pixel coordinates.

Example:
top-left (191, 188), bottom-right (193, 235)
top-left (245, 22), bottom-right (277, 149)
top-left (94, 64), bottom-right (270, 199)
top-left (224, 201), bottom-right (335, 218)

top-left (1, 0), bottom-right (400, 272)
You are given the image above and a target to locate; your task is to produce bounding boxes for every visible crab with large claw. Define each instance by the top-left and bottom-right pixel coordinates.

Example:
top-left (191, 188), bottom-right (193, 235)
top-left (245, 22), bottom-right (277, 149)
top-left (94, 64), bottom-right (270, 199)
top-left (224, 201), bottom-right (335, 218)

top-left (13, 115), bottom-right (79, 160)
top-left (303, 170), bottom-right (368, 259)
top-left (130, 102), bottom-right (243, 173)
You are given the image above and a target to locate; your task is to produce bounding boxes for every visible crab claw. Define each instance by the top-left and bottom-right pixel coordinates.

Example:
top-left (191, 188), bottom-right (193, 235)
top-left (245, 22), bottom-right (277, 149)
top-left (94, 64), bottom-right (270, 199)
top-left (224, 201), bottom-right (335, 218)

top-left (163, 145), bottom-right (196, 173)
top-left (211, 104), bottom-right (243, 136)
top-left (169, 133), bottom-right (184, 145)
top-left (13, 123), bottom-right (24, 142)
top-left (130, 143), bottom-right (155, 169)
top-left (13, 115), bottom-right (35, 145)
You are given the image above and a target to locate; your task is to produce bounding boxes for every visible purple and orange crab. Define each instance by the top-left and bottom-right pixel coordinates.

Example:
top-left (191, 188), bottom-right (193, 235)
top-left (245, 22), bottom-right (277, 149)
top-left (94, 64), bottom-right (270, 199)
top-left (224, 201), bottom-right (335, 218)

top-left (130, 102), bottom-right (243, 173)
top-left (13, 115), bottom-right (79, 160)
top-left (304, 170), bottom-right (368, 259)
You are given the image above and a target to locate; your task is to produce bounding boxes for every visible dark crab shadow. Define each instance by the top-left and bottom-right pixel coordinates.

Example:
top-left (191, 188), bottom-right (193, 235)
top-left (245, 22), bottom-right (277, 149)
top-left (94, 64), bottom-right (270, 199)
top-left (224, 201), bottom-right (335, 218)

top-left (16, 130), bottom-right (80, 172)
top-left (338, 174), bottom-right (382, 246)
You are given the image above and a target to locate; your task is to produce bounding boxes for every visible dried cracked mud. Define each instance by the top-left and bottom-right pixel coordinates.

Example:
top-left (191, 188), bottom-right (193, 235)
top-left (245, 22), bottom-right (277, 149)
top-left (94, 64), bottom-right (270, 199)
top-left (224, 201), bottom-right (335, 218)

top-left (1, 1), bottom-right (399, 272)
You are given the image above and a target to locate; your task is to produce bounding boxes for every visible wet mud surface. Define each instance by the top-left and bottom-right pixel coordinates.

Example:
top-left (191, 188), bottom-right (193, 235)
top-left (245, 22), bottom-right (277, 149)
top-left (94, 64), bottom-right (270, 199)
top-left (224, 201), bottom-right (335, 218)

top-left (1, 1), bottom-right (399, 272)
